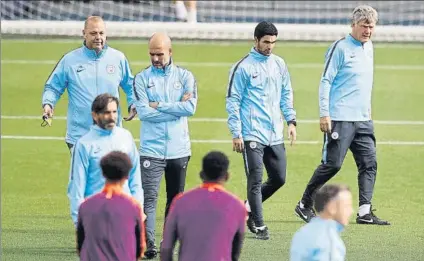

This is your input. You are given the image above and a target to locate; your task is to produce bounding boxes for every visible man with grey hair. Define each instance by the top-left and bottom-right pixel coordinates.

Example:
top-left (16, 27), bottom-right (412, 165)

top-left (295, 5), bottom-right (390, 225)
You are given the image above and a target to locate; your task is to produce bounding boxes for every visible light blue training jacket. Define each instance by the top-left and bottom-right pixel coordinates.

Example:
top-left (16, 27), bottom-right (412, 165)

top-left (226, 47), bottom-right (296, 146)
top-left (67, 125), bottom-right (143, 227)
top-left (41, 42), bottom-right (135, 145)
top-left (133, 59), bottom-right (198, 160)
top-left (319, 34), bottom-right (374, 121)
top-left (290, 217), bottom-right (346, 261)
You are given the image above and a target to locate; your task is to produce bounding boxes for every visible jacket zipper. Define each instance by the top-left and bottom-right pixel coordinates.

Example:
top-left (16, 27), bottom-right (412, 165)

top-left (164, 73), bottom-right (169, 160)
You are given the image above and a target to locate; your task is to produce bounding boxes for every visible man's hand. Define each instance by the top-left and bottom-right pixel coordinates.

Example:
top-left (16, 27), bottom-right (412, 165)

top-left (124, 105), bottom-right (138, 121)
top-left (287, 123), bottom-right (297, 146)
top-left (43, 104), bottom-right (54, 118)
top-left (232, 138), bottom-right (244, 153)
top-left (149, 102), bottom-right (159, 109)
top-left (320, 116), bottom-right (332, 133)
top-left (181, 92), bottom-right (192, 102)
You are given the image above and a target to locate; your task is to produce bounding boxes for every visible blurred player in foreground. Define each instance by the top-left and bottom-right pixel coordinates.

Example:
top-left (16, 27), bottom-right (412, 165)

top-left (226, 21), bottom-right (297, 239)
top-left (131, 32), bottom-right (198, 258)
top-left (161, 151), bottom-right (246, 261)
top-left (295, 5), bottom-right (390, 226)
top-left (67, 93), bottom-right (143, 228)
top-left (41, 16), bottom-right (136, 152)
top-left (290, 184), bottom-right (353, 261)
top-left (77, 151), bottom-right (146, 261)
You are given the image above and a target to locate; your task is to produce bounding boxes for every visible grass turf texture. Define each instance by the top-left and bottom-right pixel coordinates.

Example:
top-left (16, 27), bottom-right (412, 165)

top-left (1, 39), bottom-right (424, 261)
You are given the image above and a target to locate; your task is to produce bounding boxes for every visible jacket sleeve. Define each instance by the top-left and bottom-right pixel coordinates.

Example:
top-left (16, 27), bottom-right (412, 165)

top-left (42, 55), bottom-right (68, 108)
top-left (67, 141), bottom-right (88, 227)
top-left (127, 131), bottom-right (144, 206)
top-left (319, 42), bottom-right (344, 118)
top-left (156, 71), bottom-right (197, 117)
top-left (225, 65), bottom-right (246, 139)
top-left (133, 73), bottom-right (180, 123)
top-left (120, 55), bottom-right (136, 108)
top-left (280, 63), bottom-right (297, 123)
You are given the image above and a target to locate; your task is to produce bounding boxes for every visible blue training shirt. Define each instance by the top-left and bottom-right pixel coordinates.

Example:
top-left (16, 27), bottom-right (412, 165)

top-left (319, 34), bottom-right (374, 121)
top-left (42, 43), bottom-right (135, 145)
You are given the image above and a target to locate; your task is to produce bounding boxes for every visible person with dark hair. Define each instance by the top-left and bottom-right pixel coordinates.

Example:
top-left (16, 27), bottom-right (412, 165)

top-left (76, 151), bottom-right (146, 261)
top-left (41, 16), bottom-right (136, 153)
top-left (290, 184), bottom-right (353, 261)
top-left (225, 21), bottom-right (297, 240)
top-left (160, 151), bottom-right (246, 261)
top-left (67, 93), bottom-right (143, 229)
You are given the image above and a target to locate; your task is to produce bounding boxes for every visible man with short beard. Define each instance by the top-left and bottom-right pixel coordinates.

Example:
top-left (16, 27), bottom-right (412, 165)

top-left (67, 94), bottom-right (143, 229)
top-left (41, 16), bottom-right (137, 153)
top-left (226, 21), bottom-right (297, 240)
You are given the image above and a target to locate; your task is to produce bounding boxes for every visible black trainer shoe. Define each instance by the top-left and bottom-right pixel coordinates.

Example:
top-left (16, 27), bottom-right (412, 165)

top-left (255, 226), bottom-right (270, 240)
top-left (356, 207), bottom-right (391, 225)
top-left (144, 240), bottom-right (158, 259)
top-left (246, 211), bottom-right (257, 234)
top-left (295, 201), bottom-right (316, 223)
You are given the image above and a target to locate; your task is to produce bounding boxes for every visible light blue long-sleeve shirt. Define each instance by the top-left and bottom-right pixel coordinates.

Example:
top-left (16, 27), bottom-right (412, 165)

top-left (319, 34), bottom-right (374, 121)
top-left (226, 47), bottom-right (296, 146)
top-left (133, 59), bottom-right (198, 160)
top-left (67, 125), bottom-right (143, 226)
top-left (42, 42), bottom-right (135, 145)
top-left (290, 217), bottom-right (346, 261)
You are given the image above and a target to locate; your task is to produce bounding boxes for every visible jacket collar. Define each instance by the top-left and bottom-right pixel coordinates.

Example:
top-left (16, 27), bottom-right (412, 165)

top-left (200, 182), bottom-right (226, 192)
top-left (347, 34), bottom-right (364, 47)
top-left (82, 41), bottom-right (108, 59)
top-left (313, 216), bottom-right (345, 233)
top-left (151, 57), bottom-right (174, 76)
top-left (92, 124), bottom-right (116, 136)
top-left (249, 47), bottom-right (271, 62)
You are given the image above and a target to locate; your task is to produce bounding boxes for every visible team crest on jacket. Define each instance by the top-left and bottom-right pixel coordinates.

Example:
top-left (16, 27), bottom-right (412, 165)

top-left (106, 65), bottom-right (115, 74)
top-left (174, 82), bottom-right (182, 90)
top-left (143, 160), bottom-right (150, 168)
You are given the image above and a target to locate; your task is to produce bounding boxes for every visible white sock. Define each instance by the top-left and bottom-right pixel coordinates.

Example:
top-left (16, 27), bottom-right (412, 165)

top-left (245, 201), bottom-right (251, 212)
top-left (186, 9), bottom-right (197, 23)
top-left (358, 204), bottom-right (371, 217)
top-left (257, 226), bottom-right (266, 230)
top-left (174, 1), bottom-right (187, 21)
top-left (299, 201), bottom-right (305, 209)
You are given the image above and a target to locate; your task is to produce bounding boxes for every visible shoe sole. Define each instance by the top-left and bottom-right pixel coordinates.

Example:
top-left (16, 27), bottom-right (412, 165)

top-left (356, 220), bottom-right (391, 225)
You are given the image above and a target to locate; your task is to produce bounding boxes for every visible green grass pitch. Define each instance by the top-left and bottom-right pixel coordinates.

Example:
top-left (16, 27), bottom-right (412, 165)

top-left (1, 39), bottom-right (424, 261)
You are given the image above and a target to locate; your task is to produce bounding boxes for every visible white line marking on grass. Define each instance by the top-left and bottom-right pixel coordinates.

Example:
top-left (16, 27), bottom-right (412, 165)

top-left (2, 115), bottom-right (424, 125)
top-left (2, 135), bottom-right (424, 146)
top-left (1, 60), bottom-right (423, 71)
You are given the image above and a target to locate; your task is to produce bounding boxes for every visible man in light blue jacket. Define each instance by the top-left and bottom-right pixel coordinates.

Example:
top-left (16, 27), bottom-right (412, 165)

top-left (226, 21), bottom-right (297, 240)
top-left (131, 32), bottom-right (197, 259)
top-left (290, 184), bottom-right (353, 261)
top-left (295, 5), bottom-right (389, 226)
top-left (41, 16), bottom-right (136, 152)
top-left (67, 93), bottom-right (143, 228)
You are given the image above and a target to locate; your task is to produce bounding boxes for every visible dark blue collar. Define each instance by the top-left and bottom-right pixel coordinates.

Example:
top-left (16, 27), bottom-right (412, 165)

top-left (151, 57), bottom-right (174, 76)
top-left (347, 34), bottom-right (364, 47)
top-left (249, 47), bottom-right (271, 62)
top-left (82, 41), bottom-right (108, 59)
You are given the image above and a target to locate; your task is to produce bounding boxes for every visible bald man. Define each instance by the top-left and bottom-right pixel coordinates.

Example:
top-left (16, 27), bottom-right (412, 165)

top-left (131, 32), bottom-right (198, 259)
top-left (41, 16), bottom-right (137, 154)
